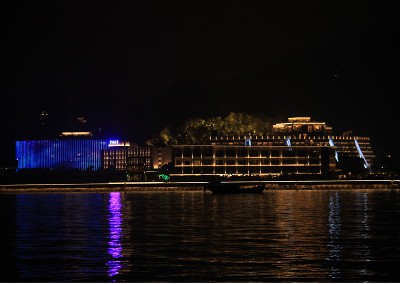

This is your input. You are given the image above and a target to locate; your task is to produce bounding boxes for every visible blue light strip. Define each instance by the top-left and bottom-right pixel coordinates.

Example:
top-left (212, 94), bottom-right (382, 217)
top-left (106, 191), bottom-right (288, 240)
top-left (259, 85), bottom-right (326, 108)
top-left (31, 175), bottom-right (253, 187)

top-left (285, 136), bottom-right (292, 151)
top-left (354, 139), bottom-right (370, 169)
top-left (329, 137), bottom-right (339, 162)
top-left (285, 136), bottom-right (291, 147)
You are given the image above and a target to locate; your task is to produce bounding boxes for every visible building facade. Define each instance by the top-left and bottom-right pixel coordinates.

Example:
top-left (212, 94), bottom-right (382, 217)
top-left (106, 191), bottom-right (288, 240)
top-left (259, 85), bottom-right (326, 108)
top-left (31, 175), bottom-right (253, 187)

top-left (171, 144), bottom-right (335, 178)
top-left (102, 145), bottom-right (172, 171)
top-left (210, 117), bottom-right (375, 170)
top-left (15, 139), bottom-right (109, 170)
top-left (101, 144), bottom-right (172, 180)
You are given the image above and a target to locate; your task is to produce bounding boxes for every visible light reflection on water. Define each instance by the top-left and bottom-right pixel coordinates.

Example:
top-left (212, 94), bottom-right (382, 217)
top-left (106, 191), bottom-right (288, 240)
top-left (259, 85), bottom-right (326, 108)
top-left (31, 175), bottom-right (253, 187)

top-left (107, 192), bottom-right (123, 277)
top-left (327, 192), bottom-right (342, 279)
top-left (1, 188), bottom-right (400, 282)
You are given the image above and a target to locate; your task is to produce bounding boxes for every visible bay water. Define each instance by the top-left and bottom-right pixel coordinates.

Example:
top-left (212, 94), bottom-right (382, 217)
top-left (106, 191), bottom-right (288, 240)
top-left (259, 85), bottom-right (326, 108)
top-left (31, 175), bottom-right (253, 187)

top-left (1, 188), bottom-right (400, 282)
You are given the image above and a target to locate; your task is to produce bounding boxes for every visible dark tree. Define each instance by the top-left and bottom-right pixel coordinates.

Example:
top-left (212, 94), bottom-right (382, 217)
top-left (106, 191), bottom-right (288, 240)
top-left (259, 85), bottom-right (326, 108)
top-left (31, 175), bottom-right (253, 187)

top-left (152, 112), bottom-right (275, 145)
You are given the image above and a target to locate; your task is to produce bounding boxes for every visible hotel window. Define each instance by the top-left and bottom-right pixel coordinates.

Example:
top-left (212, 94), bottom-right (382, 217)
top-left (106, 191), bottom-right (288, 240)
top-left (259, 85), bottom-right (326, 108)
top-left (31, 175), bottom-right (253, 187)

top-left (298, 150), bottom-right (308, 158)
top-left (249, 159), bottom-right (260, 165)
top-left (298, 158), bottom-right (309, 165)
top-left (260, 166), bottom-right (270, 173)
top-left (192, 167), bottom-right (202, 174)
top-left (238, 149), bottom-right (246, 157)
top-left (261, 158), bottom-right (270, 165)
top-left (193, 148), bottom-right (201, 157)
top-left (215, 149), bottom-right (224, 157)
top-left (202, 147), bottom-right (213, 157)
top-left (249, 167), bottom-right (259, 174)
top-left (283, 149), bottom-right (295, 157)
top-left (226, 149), bottom-right (236, 157)
top-left (249, 150), bottom-right (259, 157)
top-left (271, 158), bottom-right (281, 165)
top-left (202, 166), bottom-right (213, 174)
top-left (269, 167), bottom-right (281, 174)
top-left (174, 148), bottom-right (183, 156)
top-left (283, 158), bottom-right (296, 165)
top-left (271, 150), bottom-right (280, 157)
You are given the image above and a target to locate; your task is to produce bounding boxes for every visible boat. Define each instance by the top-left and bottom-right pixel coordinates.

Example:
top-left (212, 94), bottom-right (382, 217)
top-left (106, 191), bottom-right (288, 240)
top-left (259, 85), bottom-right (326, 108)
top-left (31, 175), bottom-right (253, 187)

top-left (205, 181), bottom-right (266, 194)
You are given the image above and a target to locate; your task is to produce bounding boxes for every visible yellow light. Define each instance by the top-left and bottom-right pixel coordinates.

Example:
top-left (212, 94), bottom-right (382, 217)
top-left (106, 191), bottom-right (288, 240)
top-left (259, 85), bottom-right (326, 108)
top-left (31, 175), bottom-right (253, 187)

top-left (60, 131), bottom-right (92, 136)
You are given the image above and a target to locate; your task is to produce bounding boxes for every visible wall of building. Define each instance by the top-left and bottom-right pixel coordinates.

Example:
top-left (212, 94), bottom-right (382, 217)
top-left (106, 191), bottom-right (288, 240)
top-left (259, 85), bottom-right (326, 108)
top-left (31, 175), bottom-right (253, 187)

top-left (102, 145), bottom-right (151, 171)
top-left (171, 145), bottom-right (336, 177)
top-left (151, 147), bottom-right (173, 170)
top-left (15, 139), bottom-right (108, 170)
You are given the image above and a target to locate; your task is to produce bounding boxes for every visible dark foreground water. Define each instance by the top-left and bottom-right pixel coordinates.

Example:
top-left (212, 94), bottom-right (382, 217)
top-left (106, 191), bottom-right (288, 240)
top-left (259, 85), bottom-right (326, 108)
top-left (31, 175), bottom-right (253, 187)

top-left (1, 188), bottom-right (400, 282)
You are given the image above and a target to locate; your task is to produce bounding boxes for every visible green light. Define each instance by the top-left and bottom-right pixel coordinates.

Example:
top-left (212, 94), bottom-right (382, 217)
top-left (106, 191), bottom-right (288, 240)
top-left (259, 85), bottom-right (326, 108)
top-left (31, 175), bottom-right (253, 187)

top-left (158, 173), bottom-right (170, 181)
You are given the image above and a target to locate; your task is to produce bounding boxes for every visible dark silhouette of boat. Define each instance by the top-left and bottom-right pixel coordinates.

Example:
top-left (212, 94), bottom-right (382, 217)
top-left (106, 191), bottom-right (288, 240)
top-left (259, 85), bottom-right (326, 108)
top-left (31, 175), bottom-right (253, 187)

top-left (205, 181), bottom-right (266, 194)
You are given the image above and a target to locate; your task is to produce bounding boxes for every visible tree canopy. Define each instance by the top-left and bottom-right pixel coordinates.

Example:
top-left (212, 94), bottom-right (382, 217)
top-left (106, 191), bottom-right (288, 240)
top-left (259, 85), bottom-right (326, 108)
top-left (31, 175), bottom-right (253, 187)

top-left (146, 112), bottom-right (279, 146)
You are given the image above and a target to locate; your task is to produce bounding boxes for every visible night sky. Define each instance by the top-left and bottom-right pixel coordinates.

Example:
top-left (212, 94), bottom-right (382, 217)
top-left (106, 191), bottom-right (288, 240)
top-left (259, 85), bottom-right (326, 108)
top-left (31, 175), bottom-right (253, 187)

top-left (1, 1), bottom-right (399, 167)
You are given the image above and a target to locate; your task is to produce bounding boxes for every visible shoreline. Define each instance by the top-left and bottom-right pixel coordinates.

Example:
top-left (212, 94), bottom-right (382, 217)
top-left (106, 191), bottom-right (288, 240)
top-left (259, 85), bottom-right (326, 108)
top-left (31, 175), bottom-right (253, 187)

top-left (1, 179), bottom-right (399, 193)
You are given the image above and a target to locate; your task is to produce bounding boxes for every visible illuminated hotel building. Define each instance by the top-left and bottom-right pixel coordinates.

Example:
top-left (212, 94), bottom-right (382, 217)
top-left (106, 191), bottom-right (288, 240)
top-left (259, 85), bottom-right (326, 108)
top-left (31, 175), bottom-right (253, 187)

top-left (271, 117), bottom-right (374, 168)
top-left (171, 117), bottom-right (374, 178)
top-left (171, 144), bottom-right (335, 177)
top-left (209, 117), bottom-right (374, 169)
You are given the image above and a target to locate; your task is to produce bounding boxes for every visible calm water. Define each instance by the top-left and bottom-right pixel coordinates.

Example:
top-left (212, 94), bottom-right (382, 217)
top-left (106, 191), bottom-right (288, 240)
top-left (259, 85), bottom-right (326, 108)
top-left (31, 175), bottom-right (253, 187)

top-left (1, 188), bottom-right (400, 282)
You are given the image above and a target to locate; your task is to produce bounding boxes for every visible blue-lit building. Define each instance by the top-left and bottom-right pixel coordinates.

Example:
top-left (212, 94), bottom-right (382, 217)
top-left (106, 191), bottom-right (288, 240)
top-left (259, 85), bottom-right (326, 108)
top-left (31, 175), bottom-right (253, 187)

top-left (15, 132), bottom-right (114, 171)
top-left (14, 132), bottom-right (169, 175)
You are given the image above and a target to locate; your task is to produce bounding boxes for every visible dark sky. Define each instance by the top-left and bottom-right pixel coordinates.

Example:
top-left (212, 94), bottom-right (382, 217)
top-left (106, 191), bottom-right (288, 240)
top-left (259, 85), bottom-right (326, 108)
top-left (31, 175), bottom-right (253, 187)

top-left (1, 1), bottom-right (400, 165)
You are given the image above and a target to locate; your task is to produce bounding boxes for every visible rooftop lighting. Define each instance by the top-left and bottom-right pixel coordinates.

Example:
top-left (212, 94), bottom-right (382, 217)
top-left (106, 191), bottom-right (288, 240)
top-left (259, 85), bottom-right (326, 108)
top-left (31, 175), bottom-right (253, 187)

top-left (60, 132), bottom-right (92, 136)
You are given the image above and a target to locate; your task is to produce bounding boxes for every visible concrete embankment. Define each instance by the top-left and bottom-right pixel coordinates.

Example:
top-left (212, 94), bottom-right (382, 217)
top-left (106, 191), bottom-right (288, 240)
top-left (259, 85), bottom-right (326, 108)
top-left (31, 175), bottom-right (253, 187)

top-left (0, 180), bottom-right (398, 193)
top-left (264, 179), bottom-right (400, 190)
top-left (272, 183), bottom-right (399, 190)
top-left (0, 182), bottom-right (206, 193)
